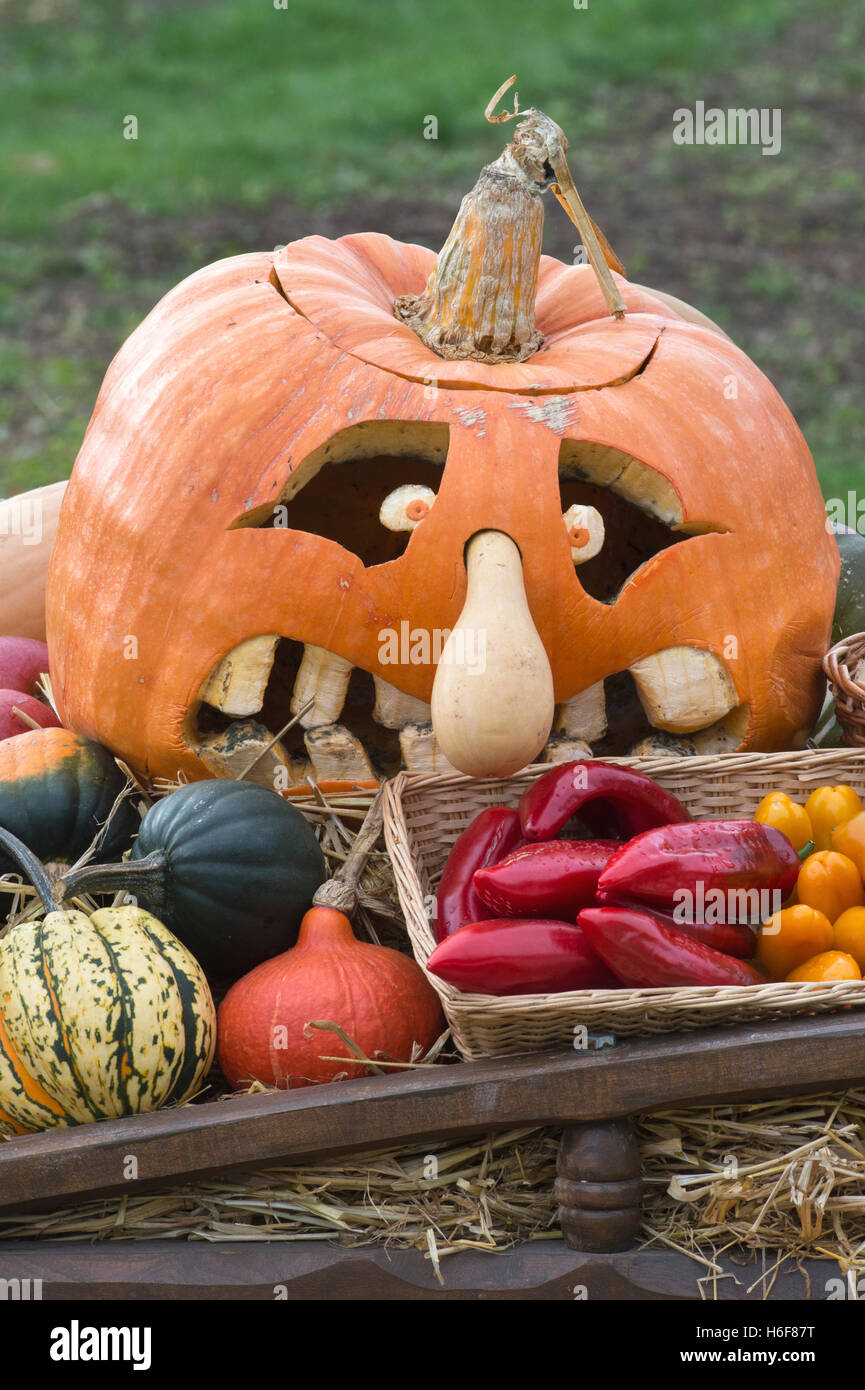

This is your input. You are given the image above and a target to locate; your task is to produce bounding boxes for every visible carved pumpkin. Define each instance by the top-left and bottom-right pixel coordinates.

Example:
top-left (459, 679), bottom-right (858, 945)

top-left (46, 94), bottom-right (837, 785)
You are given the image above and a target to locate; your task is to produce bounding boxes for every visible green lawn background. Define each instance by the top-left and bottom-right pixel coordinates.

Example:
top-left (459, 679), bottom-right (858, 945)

top-left (1, 0), bottom-right (862, 501)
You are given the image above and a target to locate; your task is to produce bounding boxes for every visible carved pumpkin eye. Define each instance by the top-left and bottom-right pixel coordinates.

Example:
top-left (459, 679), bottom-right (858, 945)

top-left (230, 421), bottom-right (446, 567)
top-left (558, 439), bottom-right (727, 604)
top-left (548, 438), bottom-right (748, 758)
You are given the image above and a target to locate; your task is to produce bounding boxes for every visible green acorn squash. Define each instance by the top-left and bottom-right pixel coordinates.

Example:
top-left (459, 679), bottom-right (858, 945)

top-left (63, 779), bottom-right (328, 979)
top-left (833, 531), bottom-right (865, 646)
top-left (0, 727), bottom-right (138, 873)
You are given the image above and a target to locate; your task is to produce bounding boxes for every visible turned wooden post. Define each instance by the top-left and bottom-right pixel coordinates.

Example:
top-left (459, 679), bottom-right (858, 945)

top-left (555, 1119), bottom-right (644, 1252)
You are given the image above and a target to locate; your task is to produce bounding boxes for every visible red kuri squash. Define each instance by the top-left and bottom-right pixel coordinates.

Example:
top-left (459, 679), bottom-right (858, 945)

top-left (218, 905), bottom-right (443, 1089)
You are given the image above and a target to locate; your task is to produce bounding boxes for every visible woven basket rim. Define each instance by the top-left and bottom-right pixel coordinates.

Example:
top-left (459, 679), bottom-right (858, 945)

top-left (389, 744), bottom-right (865, 800)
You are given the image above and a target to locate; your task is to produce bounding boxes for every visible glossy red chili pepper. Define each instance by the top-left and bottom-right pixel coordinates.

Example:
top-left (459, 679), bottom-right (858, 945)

top-left (596, 893), bottom-right (756, 958)
top-left (433, 807), bottom-right (524, 943)
top-left (578, 906), bottom-right (768, 988)
top-left (519, 760), bottom-right (691, 842)
top-left (596, 820), bottom-right (800, 912)
top-left (427, 918), bottom-right (620, 996)
top-left (473, 840), bottom-right (620, 919)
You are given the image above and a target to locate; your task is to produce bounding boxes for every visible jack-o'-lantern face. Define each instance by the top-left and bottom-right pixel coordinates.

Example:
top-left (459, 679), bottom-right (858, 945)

top-left (47, 232), bottom-right (837, 788)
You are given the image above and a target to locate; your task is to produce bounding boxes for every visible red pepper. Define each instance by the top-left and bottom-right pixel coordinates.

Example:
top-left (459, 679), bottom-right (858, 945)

top-left (519, 760), bottom-right (691, 842)
top-left (433, 807), bottom-right (524, 943)
top-left (596, 893), bottom-right (756, 958)
top-left (578, 906), bottom-right (768, 988)
top-left (597, 820), bottom-right (800, 912)
top-left (427, 918), bottom-right (620, 996)
top-left (474, 840), bottom-right (620, 919)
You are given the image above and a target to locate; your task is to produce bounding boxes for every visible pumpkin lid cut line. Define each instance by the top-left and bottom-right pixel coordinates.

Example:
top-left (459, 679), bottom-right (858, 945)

top-left (273, 238), bottom-right (668, 396)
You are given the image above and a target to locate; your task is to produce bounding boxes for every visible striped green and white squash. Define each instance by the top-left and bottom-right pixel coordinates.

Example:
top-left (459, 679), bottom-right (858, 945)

top-left (0, 904), bottom-right (215, 1134)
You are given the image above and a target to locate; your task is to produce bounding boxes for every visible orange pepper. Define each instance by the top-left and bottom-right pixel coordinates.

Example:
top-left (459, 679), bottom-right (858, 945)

top-left (754, 792), bottom-right (812, 853)
top-left (804, 785), bottom-right (863, 852)
top-left (832, 812), bottom-right (865, 880)
top-left (832, 907), bottom-right (865, 970)
top-left (796, 850), bottom-right (865, 923)
top-left (786, 950), bottom-right (861, 983)
top-left (756, 904), bottom-right (834, 980)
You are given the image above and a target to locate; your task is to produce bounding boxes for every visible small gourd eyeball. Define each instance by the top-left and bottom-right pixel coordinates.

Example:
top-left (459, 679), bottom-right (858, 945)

top-left (563, 503), bottom-right (604, 563)
top-left (379, 484), bottom-right (437, 533)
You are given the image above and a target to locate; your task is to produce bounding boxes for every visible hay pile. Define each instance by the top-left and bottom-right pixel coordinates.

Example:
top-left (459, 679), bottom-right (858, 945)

top-left (2, 1095), bottom-right (865, 1295)
top-left (0, 1128), bottom-right (562, 1282)
top-left (638, 1094), bottom-right (865, 1293)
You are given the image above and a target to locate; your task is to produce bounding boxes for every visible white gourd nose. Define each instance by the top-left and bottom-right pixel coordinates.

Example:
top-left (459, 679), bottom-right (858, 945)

top-left (430, 530), bottom-right (555, 778)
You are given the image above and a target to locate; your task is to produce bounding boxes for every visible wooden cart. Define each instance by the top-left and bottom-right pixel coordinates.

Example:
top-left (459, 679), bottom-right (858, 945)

top-left (0, 1011), bottom-right (861, 1300)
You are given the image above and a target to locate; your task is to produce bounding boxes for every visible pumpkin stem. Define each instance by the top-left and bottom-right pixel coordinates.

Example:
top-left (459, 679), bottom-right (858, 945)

top-left (59, 850), bottom-right (169, 910)
top-left (393, 76), bottom-right (626, 362)
top-left (0, 828), bottom-right (61, 912)
top-left (312, 790), bottom-right (384, 916)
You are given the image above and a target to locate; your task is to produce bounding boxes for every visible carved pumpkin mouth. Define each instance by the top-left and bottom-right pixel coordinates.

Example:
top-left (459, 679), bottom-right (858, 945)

top-left (188, 632), bottom-right (750, 786)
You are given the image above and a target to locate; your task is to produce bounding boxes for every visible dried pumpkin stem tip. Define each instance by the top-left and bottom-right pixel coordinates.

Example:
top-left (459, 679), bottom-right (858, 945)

top-left (312, 789), bottom-right (384, 917)
top-left (394, 75), bottom-right (626, 363)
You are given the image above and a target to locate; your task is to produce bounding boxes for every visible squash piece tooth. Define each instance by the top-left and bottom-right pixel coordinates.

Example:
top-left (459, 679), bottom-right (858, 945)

top-left (555, 682), bottom-right (607, 743)
top-left (199, 636), bottom-right (280, 717)
top-left (541, 735), bottom-right (593, 764)
top-left (628, 732), bottom-right (697, 758)
top-left (291, 645), bottom-right (353, 728)
top-left (372, 677), bottom-right (431, 729)
top-left (287, 754), bottom-right (314, 786)
top-left (690, 704), bottom-right (751, 754)
top-left (197, 719), bottom-right (291, 788)
top-left (628, 647), bottom-right (737, 735)
top-left (304, 723), bottom-right (375, 781)
top-left (398, 722), bottom-right (458, 774)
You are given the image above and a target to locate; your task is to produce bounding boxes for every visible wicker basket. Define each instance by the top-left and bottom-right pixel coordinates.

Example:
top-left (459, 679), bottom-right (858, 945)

top-left (824, 632), bottom-right (865, 746)
top-left (382, 749), bottom-right (865, 1061)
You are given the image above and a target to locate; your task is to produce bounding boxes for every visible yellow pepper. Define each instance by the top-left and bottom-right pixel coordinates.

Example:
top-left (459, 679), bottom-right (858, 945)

top-left (832, 907), bottom-right (865, 970)
top-left (804, 785), bottom-right (864, 852)
top-left (832, 812), bottom-right (865, 880)
top-left (786, 950), bottom-right (861, 983)
top-left (796, 850), bottom-right (865, 923)
top-left (754, 792), bottom-right (812, 853)
top-left (756, 904), bottom-right (834, 980)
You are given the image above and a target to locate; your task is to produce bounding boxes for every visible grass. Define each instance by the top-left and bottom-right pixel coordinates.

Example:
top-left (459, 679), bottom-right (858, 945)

top-left (1, 0), bottom-right (809, 234)
top-left (0, 0), bottom-right (861, 501)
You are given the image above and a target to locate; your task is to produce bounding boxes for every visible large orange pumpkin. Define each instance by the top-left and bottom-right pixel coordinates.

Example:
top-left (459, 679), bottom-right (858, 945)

top-left (46, 99), bottom-right (837, 786)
